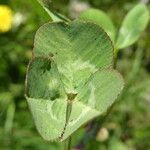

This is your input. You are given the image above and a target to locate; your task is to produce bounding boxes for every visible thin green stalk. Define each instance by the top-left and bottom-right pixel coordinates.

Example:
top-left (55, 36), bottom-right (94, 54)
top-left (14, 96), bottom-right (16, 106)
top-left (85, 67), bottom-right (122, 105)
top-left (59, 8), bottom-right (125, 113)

top-left (64, 93), bottom-right (76, 150)
top-left (114, 48), bottom-right (119, 69)
top-left (64, 102), bottom-right (72, 149)
top-left (4, 102), bottom-right (15, 136)
top-left (65, 136), bottom-right (72, 150)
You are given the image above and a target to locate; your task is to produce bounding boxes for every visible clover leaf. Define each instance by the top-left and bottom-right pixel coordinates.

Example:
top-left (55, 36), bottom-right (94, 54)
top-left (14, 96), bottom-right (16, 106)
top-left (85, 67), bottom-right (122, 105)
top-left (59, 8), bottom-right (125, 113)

top-left (25, 21), bottom-right (124, 141)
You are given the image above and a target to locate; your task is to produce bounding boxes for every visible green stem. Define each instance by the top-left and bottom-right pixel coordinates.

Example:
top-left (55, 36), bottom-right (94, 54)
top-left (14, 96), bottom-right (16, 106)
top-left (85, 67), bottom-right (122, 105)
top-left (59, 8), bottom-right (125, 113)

top-left (65, 136), bottom-right (72, 150)
top-left (4, 102), bottom-right (15, 136)
top-left (114, 48), bottom-right (118, 69)
top-left (64, 94), bottom-right (74, 150)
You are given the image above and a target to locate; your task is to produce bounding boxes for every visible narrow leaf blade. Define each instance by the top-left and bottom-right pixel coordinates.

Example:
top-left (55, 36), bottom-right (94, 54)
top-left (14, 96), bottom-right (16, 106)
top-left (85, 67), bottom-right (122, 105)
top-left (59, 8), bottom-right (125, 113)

top-left (37, 0), bottom-right (70, 22)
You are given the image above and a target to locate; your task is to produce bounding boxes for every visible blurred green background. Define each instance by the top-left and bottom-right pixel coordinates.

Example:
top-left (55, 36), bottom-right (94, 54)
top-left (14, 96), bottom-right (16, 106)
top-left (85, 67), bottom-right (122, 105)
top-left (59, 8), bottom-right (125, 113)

top-left (0, 0), bottom-right (150, 149)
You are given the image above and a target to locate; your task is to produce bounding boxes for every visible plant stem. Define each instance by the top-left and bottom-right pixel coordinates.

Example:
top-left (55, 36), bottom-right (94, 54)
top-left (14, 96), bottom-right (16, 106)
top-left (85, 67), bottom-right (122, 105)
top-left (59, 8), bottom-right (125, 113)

top-left (64, 94), bottom-right (75, 150)
top-left (4, 102), bottom-right (15, 136)
top-left (65, 136), bottom-right (72, 150)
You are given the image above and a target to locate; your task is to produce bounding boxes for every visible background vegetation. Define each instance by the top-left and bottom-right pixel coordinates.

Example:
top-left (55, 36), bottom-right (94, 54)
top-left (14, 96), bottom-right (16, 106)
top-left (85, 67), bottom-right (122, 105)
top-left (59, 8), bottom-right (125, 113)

top-left (0, 0), bottom-right (150, 149)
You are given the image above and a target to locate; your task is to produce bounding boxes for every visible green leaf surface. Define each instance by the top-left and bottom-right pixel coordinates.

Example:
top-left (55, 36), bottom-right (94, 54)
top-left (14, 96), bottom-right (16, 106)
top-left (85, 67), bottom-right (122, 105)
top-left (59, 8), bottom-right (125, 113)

top-left (34, 21), bottom-right (114, 93)
top-left (62, 69), bottom-right (124, 140)
top-left (25, 58), bottom-right (67, 140)
top-left (36, 0), bottom-right (70, 22)
top-left (78, 9), bottom-right (116, 42)
top-left (116, 3), bottom-right (149, 49)
top-left (25, 21), bottom-right (124, 141)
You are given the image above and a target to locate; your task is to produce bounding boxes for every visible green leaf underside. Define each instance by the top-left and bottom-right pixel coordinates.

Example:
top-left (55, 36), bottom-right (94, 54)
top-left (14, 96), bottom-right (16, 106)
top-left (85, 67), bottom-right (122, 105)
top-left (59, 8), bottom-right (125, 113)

top-left (116, 3), bottom-right (149, 49)
top-left (37, 0), bottom-right (70, 22)
top-left (26, 21), bottom-right (124, 141)
top-left (78, 9), bottom-right (116, 42)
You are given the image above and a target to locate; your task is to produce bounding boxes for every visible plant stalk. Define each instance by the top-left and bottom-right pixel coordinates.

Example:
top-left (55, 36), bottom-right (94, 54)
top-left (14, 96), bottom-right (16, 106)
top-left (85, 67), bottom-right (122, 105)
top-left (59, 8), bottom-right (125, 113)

top-left (65, 136), bottom-right (72, 150)
top-left (4, 102), bottom-right (15, 136)
top-left (64, 93), bottom-right (75, 150)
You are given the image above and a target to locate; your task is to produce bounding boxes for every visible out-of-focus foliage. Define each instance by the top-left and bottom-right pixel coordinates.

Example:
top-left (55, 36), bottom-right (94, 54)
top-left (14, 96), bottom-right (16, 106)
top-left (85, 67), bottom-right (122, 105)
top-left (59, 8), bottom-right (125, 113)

top-left (116, 3), bottom-right (149, 49)
top-left (0, 0), bottom-right (150, 150)
top-left (78, 9), bottom-right (116, 42)
top-left (36, 0), bottom-right (70, 22)
top-left (78, 3), bottom-right (149, 54)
